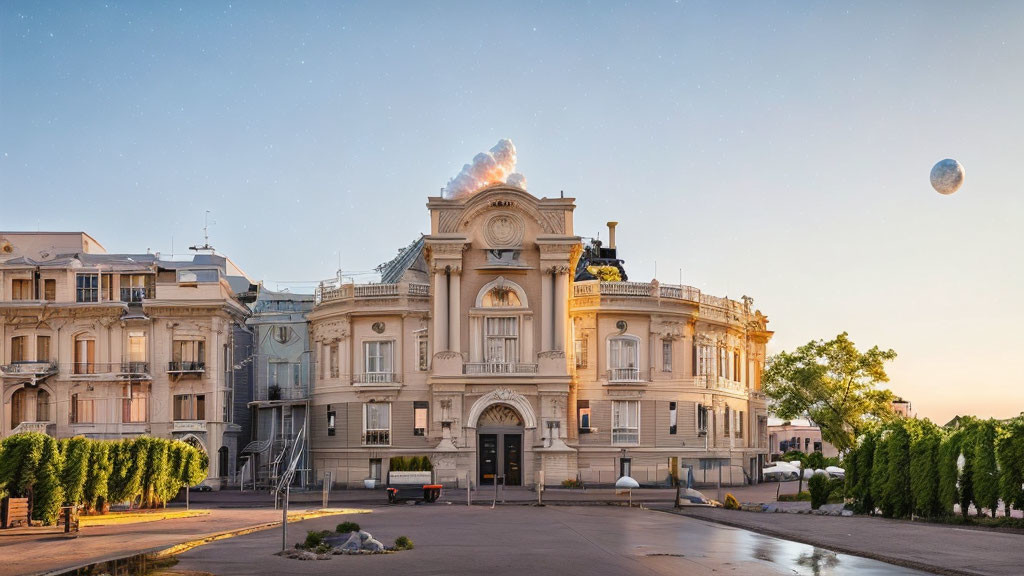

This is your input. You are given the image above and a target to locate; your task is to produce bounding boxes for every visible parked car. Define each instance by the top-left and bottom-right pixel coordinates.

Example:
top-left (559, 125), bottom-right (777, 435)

top-left (189, 484), bottom-right (212, 492)
top-left (825, 466), bottom-right (845, 479)
top-left (762, 461), bottom-right (800, 481)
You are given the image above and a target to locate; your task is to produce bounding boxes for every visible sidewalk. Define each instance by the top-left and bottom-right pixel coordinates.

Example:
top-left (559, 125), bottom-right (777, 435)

top-left (0, 507), bottom-right (362, 576)
top-left (659, 505), bottom-right (1024, 576)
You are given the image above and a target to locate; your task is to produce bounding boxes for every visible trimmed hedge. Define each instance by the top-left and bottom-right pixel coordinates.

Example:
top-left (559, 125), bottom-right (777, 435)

top-left (0, 433), bottom-right (207, 525)
top-left (847, 414), bottom-right (1023, 520)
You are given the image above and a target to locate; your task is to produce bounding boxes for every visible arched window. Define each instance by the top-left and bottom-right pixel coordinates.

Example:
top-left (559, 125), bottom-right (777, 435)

top-left (36, 389), bottom-right (51, 422)
top-left (471, 277), bottom-right (531, 372)
top-left (607, 335), bottom-right (641, 382)
top-left (11, 388), bottom-right (27, 427)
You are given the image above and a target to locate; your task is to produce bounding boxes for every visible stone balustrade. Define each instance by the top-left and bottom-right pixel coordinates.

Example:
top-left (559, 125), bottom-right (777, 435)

top-left (316, 282), bottom-right (431, 305)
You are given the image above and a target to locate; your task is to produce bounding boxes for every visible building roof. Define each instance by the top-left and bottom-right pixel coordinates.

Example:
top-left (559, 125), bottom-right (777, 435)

top-left (376, 236), bottom-right (425, 284)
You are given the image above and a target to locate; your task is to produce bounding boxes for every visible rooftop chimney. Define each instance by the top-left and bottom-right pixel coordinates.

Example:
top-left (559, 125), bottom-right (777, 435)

top-left (607, 222), bottom-right (618, 250)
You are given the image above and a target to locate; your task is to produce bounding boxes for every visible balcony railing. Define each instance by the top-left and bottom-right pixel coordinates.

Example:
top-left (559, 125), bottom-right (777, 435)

top-left (464, 362), bottom-right (539, 375)
top-left (9, 421), bottom-right (55, 436)
top-left (316, 282), bottom-right (432, 305)
top-left (362, 429), bottom-right (390, 446)
top-left (606, 368), bottom-right (646, 382)
top-left (573, 280), bottom-right (702, 303)
top-left (353, 372), bottom-right (400, 384)
top-left (1, 361), bottom-right (58, 377)
top-left (119, 362), bottom-right (150, 376)
top-left (119, 287), bottom-right (154, 303)
top-left (168, 361), bottom-right (206, 373)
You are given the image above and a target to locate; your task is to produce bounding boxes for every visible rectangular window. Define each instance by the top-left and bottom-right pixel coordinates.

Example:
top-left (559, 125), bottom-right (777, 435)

top-left (619, 457), bottom-right (632, 479)
top-left (10, 336), bottom-right (25, 363)
top-left (120, 274), bottom-right (150, 302)
top-left (74, 338), bottom-right (96, 374)
top-left (327, 407), bottom-right (336, 436)
top-left (364, 341), bottom-right (394, 374)
top-left (223, 390), bottom-right (233, 423)
top-left (574, 338), bottom-right (587, 369)
top-left (127, 331), bottom-right (146, 372)
top-left (696, 344), bottom-right (713, 378)
top-left (173, 394), bottom-right (206, 420)
top-left (813, 441), bottom-right (822, 453)
top-left (734, 352), bottom-right (742, 382)
top-left (12, 279), bottom-right (32, 300)
top-left (363, 402), bottom-right (391, 445)
top-left (484, 317), bottom-right (519, 364)
top-left (737, 410), bottom-right (744, 438)
top-left (36, 336), bottom-right (50, 362)
top-left (172, 340), bottom-right (205, 370)
top-left (369, 459), bottom-right (382, 481)
top-left (329, 344), bottom-right (339, 378)
top-left (662, 340), bottom-right (672, 372)
top-left (43, 279), bottom-right (56, 301)
top-left (718, 348), bottom-right (728, 379)
top-left (71, 394), bottom-right (95, 424)
top-left (669, 401), bottom-right (677, 435)
top-left (612, 400), bottom-right (640, 445)
top-left (696, 403), bottom-right (708, 434)
top-left (577, 400), bottom-right (591, 431)
top-left (122, 383), bottom-right (149, 423)
top-left (177, 269), bottom-right (219, 284)
top-left (76, 274), bottom-right (98, 302)
top-left (414, 401), bottom-right (428, 436)
top-left (417, 335), bottom-right (429, 371)
top-left (724, 406), bottom-right (731, 436)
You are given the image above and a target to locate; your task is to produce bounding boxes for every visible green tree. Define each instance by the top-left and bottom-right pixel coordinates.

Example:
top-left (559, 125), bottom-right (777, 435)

top-left (870, 429), bottom-right (891, 516)
top-left (60, 437), bottom-right (90, 507)
top-left (958, 425), bottom-right (976, 519)
top-left (763, 333), bottom-right (898, 452)
top-left (0, 433), bottom-right (43, 505)
top-left (847, 427), bottom-right (878, 514)
top-left (972, 419), bottom-right (1000, 518)
top-left (997, 416), bottom-right (1024, 516)
top-left (33, 435), bottom-right (64, 524)
top-left (909, 421), bottom-right (942, 518)
top-left (883, 421), bottom-right (912, 518)
top-left (82, 442), bottom-right (112, 513)
top-left (107, 439), bottom-right (145, 507)
top-left (938, 429), bottom-right (963, 516)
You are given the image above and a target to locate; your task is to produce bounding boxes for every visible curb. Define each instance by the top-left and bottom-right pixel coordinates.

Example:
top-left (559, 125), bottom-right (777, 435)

top-left (653, 507), bottom-right (990, 576)
top-left (36, 509), bottom-right (364, 576)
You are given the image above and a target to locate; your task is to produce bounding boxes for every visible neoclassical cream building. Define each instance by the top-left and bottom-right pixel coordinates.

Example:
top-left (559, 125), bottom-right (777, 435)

top-left (0, 232), bottom-right (256, 487)
top-left (309, 185), bottom-right (772, 488)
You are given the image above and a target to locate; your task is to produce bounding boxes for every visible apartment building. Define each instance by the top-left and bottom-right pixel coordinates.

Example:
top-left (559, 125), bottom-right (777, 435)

top-left (0, 232), bottom-right (255, 487)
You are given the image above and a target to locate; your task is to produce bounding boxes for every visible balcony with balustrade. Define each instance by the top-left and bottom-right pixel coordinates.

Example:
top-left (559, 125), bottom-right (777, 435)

top-left (463, 362), bottom-right (539, 375)
top-left (362, 429), bottom-right (390, 446)
top-left (315, 281), bottom-right (430, 306)
top-left (167, 361), bottom-right (205, 374)
top-left (352, 372), bottom-right (402, 385)
top-left (605, 367), bottom-right (648, 383)
top-left (0, 361), bottom-right (58, 380)
top-left (572, 280), bottom-right (753, 327)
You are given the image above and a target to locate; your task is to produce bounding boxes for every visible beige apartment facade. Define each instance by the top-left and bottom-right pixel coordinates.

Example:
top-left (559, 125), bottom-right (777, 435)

top-left (309, 185), bottom-right (773, 488)
top-left (0, 232), bottom-right (255, 487)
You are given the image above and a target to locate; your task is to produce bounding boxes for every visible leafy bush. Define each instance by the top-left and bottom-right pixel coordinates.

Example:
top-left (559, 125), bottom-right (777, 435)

top-left (60, 437), bottom-right (90, 507)
top-left (909, 422), bottom-right (942, 518)
top-left (393, 535), bottom-right (414, 550)
top-left (997, 416), bottom-right (1024, 515)
top-left (314, 542), bottom-right (332, 554)
top-left (808, 474), bottom-right (829, 509)
top-left (389, 456), bottom-right (433, 472)
top-left (586, 265), bottom-right (621, 282)
top-left (34, 436), bottom-right (65, 524)
top-left (972, 419), bottom-right (1000, 517)
top-left (561, 478), bottom-right (581, 488)
top-left (723, 493), bottom-right (740, 510)
top-left (304, 530), bottom-right (327, 549)
top-left (777, 491), bottom-right (811, 502)
top-left (336, 521), bottom-right (361, 533)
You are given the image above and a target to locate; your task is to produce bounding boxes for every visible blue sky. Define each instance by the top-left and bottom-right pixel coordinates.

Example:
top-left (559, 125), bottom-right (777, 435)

top-left (3, 1), bottom-right (1023, 423)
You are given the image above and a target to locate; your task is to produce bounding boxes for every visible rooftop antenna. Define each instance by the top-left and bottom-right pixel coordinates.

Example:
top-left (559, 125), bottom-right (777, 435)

top-left (189, 211), bottom-right (216, 252)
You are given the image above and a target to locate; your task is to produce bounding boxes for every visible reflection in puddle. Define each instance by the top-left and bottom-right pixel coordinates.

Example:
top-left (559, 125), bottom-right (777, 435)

top-left (796, 548), bottom-right (840, 575)
top-left (731, 528), bottom-right (926, 576)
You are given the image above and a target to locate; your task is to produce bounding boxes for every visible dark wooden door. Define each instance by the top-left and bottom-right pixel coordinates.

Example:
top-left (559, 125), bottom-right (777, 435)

top-left (479, 434), bottom-right (498, 485)
top-left (504, 434), bottom-right (522, 486)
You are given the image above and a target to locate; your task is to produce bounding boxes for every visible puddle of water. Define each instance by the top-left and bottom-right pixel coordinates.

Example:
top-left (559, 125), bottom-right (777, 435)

top-left (51, 554), bottom-right (180, 576)
top-left (731, 529), bottom-right (927, 576)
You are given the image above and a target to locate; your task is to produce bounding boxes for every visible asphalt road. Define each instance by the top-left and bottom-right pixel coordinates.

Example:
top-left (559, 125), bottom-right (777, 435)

top-left (168, 504), bottom-right (933, 576)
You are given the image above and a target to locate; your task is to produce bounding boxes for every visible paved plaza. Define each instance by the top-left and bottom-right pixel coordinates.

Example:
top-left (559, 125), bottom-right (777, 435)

top-left (166, 505), bottom-right (933, 576)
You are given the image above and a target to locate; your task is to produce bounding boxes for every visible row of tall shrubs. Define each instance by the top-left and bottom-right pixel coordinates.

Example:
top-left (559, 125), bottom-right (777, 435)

top-left (846, 415), bottom-right (1024, 519)
top-left (0, 432), bottom-right (208, 525)
top-left (388, 456), bottom-right (433, 472)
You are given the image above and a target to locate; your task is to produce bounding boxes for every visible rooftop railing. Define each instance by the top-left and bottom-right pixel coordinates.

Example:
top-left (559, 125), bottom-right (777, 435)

top-left (464, 362), bottom-right (539, 375)
top-left (316, 282), bottom-right (430, 305)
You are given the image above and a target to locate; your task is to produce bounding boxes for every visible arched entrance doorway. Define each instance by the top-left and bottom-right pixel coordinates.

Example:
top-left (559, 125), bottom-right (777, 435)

top-left (477, 404), bottom-right (524, 486)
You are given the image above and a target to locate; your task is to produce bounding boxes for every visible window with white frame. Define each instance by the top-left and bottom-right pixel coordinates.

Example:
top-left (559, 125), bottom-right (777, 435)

top-left (76, 274), bottom-right (99, 303)
top-left (662, 339), bottom-right (672, 372)
top-left (612, 400), bottom-right (640, 444)
top-left (574, 338), bottom-right (587, 368)
top-left (363, 341), bottom-right (394, 383)
top-left (608, 336), bottom-right (639, 381)
top-left (719, 347), bottom-right (728, 379)
top-left (413, 401), bottom-right (428, 436)
top-left (484, 317), bottom-right (519, 364)
top-left (363, 402), bottom-right (391, 445)
top-left (696, 403), bottom-right (708, 434)
top-left (696, 344), bottom-right (713, 378)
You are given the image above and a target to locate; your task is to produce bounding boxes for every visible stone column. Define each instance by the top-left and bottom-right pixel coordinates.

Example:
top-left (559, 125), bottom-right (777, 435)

top-left (448, 270), bottom-right (461, 353)
top-left (553, 271), bottom-right (568, 352)
top-left (540, 271), bottom-right (553, 351)
top-left (433, 271), bottom-right (448, 352)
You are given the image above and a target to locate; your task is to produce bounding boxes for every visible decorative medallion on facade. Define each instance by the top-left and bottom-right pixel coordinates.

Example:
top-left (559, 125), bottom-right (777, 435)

top-left (483, 212), bottom-right (524, 248)
top-left (372, 321), bottom-right (386, 334)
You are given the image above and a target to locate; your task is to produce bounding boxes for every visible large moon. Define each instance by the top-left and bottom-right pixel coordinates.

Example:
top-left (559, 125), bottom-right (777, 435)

top-left (930, 158), bottom-right (965, 195)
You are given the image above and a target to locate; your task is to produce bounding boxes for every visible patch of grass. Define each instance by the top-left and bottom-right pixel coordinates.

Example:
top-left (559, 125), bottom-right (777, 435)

top-left (393, 535), bottom-right (414, 550)
top-left (336, 521), bottom-right (361, 533)
top-left (778, 491), bottom-right (812, 502)
top-left (314, 542), bottom-right (333, 554)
